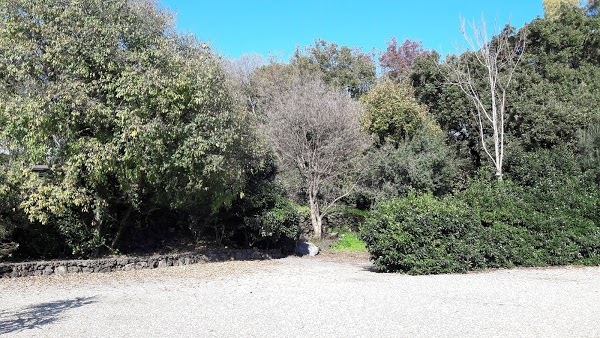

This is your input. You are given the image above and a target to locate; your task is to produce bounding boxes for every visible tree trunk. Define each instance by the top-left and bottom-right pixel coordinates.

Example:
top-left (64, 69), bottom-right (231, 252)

top-left (111, 205), bottom-right (133, 250)
top-left (308, 194), bottom-right (323, 239)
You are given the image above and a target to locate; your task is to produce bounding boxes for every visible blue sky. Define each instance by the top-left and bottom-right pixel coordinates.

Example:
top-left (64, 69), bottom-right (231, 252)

top-left (158, 1), bottom-right (550, 61)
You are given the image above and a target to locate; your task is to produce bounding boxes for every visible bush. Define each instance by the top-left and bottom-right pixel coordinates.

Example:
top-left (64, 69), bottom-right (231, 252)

top-left (361, 177), bottom-right (600, 274)
top-left (248, 198), bottom-right (303, 246)
top-left (360, 193), bottom-right (484, 274)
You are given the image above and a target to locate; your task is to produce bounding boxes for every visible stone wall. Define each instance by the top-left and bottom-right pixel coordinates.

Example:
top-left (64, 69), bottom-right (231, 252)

top-left (0, 249), bottom-right (282, 278)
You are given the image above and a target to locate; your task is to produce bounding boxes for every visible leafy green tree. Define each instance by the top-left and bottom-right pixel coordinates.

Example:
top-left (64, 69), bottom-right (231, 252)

top-left (543, 0), bottom-right (581, 19)
top-left (357, 78), bottom-right (462, 205)
top-left (510, 5), bottom-right (600, 149)
top-left (360, 79), bottom-right (439, 146)
top-left (0, 0), bottom-right (246, 256)
top-left (411, 7), bottom-right (600, 174)
top-left (291, 39), bottom-right (376, 97)
top-left (410, 52), bottom-right (484, 172)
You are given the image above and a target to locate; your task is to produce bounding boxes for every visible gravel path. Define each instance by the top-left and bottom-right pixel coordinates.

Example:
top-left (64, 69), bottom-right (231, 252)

top-left (1, 256), bottom-right (599, 337)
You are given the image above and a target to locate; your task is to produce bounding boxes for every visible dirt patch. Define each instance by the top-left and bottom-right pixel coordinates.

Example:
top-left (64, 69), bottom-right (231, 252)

top-left (315, 249), bottom-right (371, 263)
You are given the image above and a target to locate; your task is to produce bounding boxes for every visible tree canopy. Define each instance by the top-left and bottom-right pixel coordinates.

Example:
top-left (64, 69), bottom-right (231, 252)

top-left (0, 0), bottom-right (248, 255)
top-left (291, 39), bottom-right (376, 98)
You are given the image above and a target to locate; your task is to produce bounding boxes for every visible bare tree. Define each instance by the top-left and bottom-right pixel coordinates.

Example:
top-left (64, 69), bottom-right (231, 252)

top-left (263, 75), bottom-right (369, 238)
top-left (223, 53), bottom-right (265, 115)
top-left (446, 17), bottom-right (525, 181)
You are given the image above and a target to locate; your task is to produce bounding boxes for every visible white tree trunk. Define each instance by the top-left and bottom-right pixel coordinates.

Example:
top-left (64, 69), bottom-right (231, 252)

top-left (308, 194), bottom-right (322, 239)
top-left (447, 17), bottom-right (524, 182)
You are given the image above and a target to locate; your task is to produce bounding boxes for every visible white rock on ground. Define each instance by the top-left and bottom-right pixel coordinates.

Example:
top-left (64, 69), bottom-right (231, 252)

top-left (295, 241), bottom-right (319, 256)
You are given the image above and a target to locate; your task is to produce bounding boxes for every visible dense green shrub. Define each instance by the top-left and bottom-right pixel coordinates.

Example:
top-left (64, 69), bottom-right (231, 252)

top-left (360, 193), bottom-right (484, 274)
top-left (578, 123), bottom-right (600, 186)
top-left (208, 157), bottom-right (305, 250)
top-left (361, 177), bottom-right (600, 274)
top-left (245, 198), bottom-right (303, 248)
top-left (504, 145), bottom-right (582, 187)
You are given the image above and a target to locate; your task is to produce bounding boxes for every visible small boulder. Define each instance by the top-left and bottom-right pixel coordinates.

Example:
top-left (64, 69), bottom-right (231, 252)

top-left (295, 241), bottom-right (319, 256)
top-left (43, 266), bottom-right (54, 276)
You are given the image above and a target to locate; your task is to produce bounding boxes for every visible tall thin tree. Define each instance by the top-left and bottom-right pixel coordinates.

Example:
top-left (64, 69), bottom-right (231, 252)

top-left (446, 17), bottom-right (525, 181)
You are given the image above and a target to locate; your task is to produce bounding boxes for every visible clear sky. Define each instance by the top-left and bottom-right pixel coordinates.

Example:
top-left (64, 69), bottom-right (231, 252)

top-left (158, 1), bottom-right (551, 61)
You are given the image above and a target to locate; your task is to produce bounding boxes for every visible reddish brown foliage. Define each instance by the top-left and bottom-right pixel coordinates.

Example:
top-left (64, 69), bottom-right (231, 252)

top-left (379, 38), bottom-right (429, 81)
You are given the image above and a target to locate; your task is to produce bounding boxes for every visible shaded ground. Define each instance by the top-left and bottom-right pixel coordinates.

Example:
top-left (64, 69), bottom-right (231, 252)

top-left (1, 256), bottom-right (599, 337)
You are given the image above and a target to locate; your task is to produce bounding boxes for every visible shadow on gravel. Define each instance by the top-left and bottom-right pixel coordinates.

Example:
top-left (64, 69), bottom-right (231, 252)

top-left (0, 296), bottom-right (96, 334)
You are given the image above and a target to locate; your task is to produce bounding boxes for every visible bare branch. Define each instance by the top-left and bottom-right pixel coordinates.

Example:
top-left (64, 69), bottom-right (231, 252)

top-left (445, 16), bottom-right (525, 181)
top-left (262, 75), bottom-right (370, 238)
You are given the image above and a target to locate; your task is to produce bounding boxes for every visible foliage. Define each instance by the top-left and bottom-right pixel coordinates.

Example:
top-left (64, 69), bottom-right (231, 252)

top-left (291, 39), bottom-right (376, 97)
top-left (589, 0), bottom-right (600, 16)
top-left (543, 0), bottom-right (581, 19)
top-left (444, 20), bottom-right (525, 181)
top-left (242, 197), bottom-right (303, 249)
top-left (380, 38), bottom-right (429, 82)
top-left (361, 172), bottom-right (600, 274)
top-left (504, 145), bottom-right (581, 187)
top-left (577, 123), bottom-right (600, 185)
top-left (1, 0), bottom-right (599, 266)
top-left (359, 130), bottom-right (462, 202)
top-left (360, 193), bottom-right (483, 274)
top-left (410, 52), bottom-right (484, 172)
top-left (510, 6), bottom-right (600, 149)
top-left (213, 155), bottom-right (303, 248)
top-left (0, 0), bottom-right (247, 256)
top-left (360, 80), bottom-right (439, 145)
top-left (223, 53), bottom-right (265, 115)
top-left (0, 167), bottom-right (24, 255)
top-left (410, 7), bottom-right (600, 176)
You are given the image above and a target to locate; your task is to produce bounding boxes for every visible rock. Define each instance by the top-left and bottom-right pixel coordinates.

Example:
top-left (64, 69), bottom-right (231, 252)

top-left (43, 266), bottom-right (54, 276)
top-left (295, 241), bottom-right (319, 256)
top-left (0, 265), bottom-right (13, 275)
top-left (55, 266), bottom-right (67, 275)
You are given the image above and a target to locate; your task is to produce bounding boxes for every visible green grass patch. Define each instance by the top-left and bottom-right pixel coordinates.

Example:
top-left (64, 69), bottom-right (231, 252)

top-left (331, 232), bottom-right (367, 252)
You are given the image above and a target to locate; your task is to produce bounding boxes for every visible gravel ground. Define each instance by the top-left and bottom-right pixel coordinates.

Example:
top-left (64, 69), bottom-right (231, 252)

top-left (1, 256), bottom-right (600, 337)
